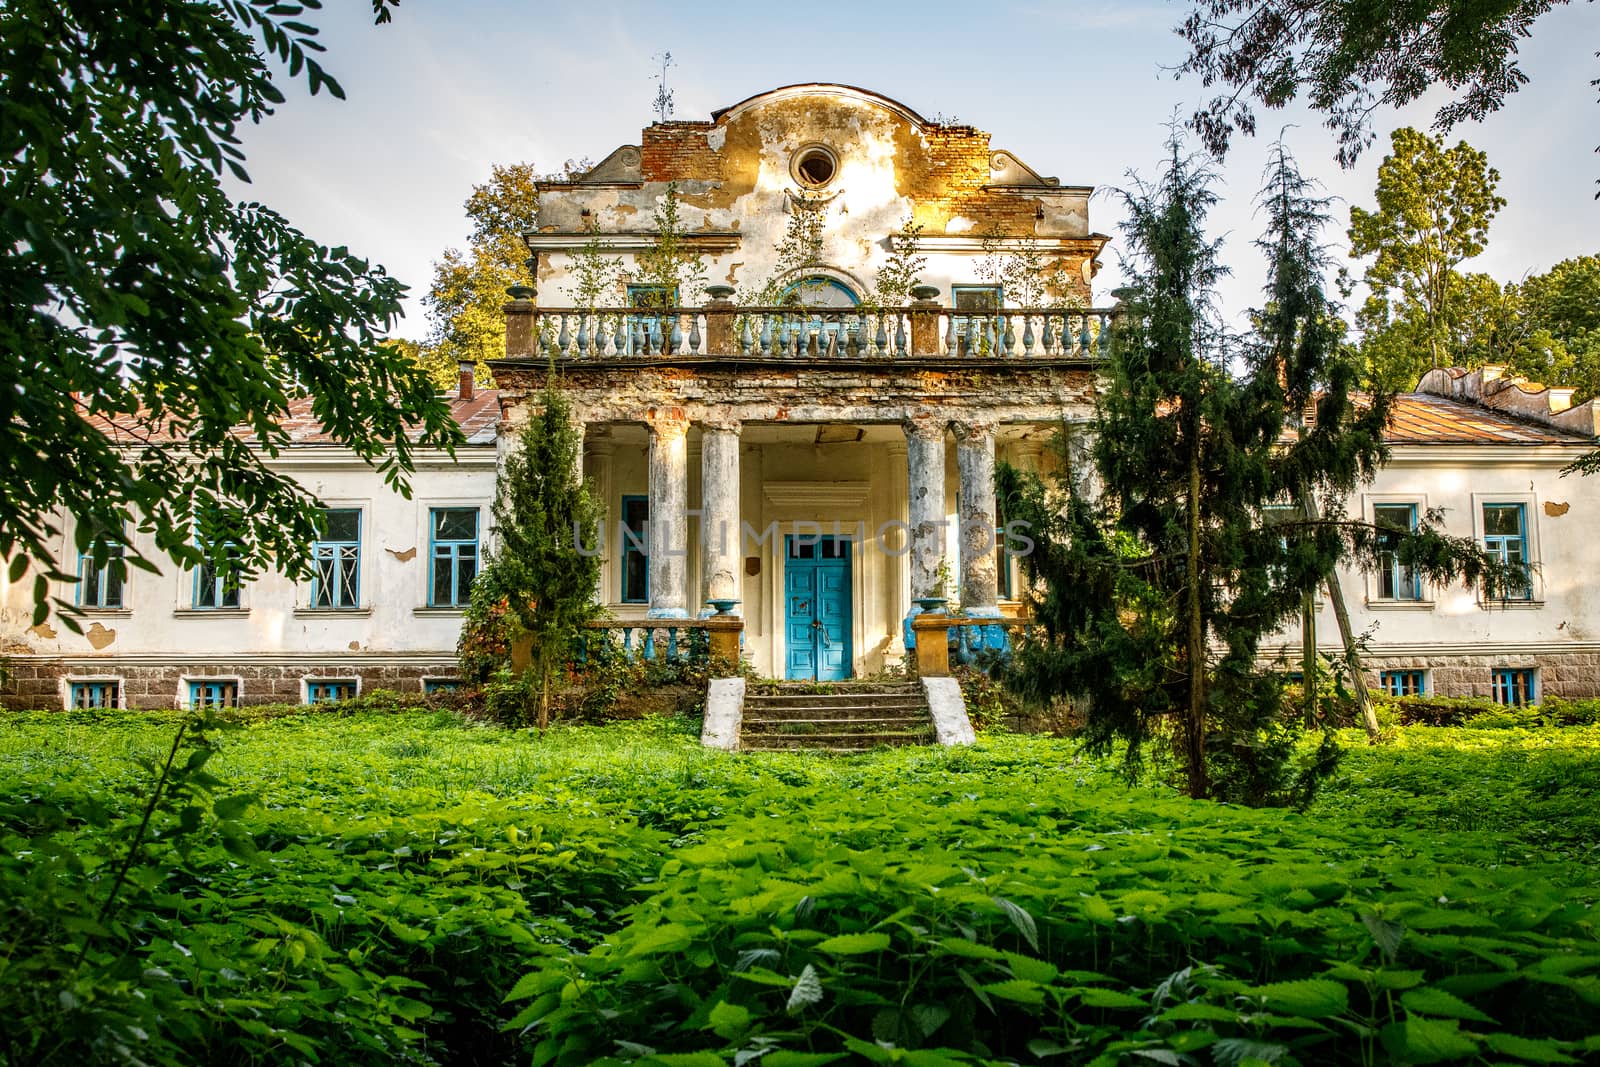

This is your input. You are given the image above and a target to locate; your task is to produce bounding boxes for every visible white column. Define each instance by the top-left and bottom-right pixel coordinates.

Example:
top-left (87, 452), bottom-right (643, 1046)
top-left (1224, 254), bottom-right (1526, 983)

top-left (954, 420), bottom-right (999, 617)
top-left (904, 417), bottom-right (948, 607)
top-left (587, 434), bottom-right (614, 604)
top-left (700, 420), bottom-right (742, 612)
top-left (885, 438), bottom-right (909, 659)
top-left (647, 412), bottom-right (690, 618)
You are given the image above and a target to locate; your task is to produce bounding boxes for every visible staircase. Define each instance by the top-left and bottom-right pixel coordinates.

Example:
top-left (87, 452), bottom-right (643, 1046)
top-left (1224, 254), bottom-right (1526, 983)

top-left (739, 682), bottom-right (935, 752)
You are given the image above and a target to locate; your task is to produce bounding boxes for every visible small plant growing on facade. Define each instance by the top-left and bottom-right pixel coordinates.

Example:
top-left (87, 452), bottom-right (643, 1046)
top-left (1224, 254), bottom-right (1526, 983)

top-left (634, 181), bottom-right (708, 307)
top-left (866, 215), bottom-right (928, 308)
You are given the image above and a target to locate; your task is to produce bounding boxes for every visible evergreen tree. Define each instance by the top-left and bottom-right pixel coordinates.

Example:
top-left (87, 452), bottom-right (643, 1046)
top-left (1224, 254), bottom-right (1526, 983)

top-left (463, 377), bottom-right (602, 729)
top-left (999, 138), bottom-right (1509, 803)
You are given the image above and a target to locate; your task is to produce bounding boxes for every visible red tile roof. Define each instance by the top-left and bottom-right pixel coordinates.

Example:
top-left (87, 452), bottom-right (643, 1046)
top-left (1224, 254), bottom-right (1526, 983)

top-left (88, 389), bottom-right (500, 448)
top-left (1385, 392), bottom-right (1592, 445)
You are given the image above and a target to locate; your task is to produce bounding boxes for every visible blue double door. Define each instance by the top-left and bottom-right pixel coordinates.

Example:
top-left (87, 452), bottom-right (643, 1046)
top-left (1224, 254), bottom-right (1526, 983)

top-left (784, 535), bottom-right (852, 680)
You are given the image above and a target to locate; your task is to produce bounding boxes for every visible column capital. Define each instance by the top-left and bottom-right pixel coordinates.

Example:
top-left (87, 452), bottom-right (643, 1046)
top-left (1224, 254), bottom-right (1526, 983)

top-left (902, 413), bottom-right (948, 442)
top-left (701, 417), bottom-right (743, 435)
top-left (645, 406), bottom-right (690, 440)
top-left (951, 419), bottom-right (998, 443)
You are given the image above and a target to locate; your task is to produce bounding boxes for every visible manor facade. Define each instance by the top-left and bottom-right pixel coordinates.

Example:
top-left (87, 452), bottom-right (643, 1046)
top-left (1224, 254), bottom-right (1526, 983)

top-left (4, 85), bottom-right (1600, 709)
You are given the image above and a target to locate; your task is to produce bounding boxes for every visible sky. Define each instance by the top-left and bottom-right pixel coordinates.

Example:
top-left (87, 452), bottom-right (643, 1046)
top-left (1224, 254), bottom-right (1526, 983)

top-left (231, 1), bottom-right (1600, 337)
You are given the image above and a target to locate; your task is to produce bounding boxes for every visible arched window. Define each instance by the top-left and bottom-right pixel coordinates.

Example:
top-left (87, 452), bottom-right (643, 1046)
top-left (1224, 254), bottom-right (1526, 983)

top-left (776, 276), bottom-right (860, 354)
top-left (779, 275), bottom-right (858, 308)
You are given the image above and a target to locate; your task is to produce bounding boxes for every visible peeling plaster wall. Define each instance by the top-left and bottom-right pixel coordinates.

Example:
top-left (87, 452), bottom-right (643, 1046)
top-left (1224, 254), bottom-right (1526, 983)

top-left (532, 87), bottom-right (1104, 306)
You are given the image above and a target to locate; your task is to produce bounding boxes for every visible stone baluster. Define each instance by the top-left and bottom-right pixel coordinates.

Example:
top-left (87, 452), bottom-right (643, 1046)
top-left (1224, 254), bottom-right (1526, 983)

top-left (646, 411), bottom-right (690, 618)
top-left (1021, 313), bottom-right (1035, 356)
top-left (1079, 315), bottom-right (1093, 356)
top-left (1041, 313), bottom-right (1055, 355)
top-left (688, 312), bottom-right (702, 354)
top-left (874, 313), bottom-right (889, 357)
top-left (669, 313), bottom-right (684, 354)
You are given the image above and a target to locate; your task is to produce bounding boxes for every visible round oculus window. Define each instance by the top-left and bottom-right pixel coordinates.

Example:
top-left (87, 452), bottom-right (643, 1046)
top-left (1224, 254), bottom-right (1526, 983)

top-left (792, 146), bottom-right (837, 188)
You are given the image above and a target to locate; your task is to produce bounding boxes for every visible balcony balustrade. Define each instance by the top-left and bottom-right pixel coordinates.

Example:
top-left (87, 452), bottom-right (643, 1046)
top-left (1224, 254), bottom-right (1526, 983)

top-left (515, 303), bottom-right (1118, 361)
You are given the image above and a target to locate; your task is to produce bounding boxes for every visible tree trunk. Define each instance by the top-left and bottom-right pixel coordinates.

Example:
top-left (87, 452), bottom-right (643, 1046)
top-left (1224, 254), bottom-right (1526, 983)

top-left (1294, 485), bottom-right (1380, 739)
top-left (1324, 570), bottom-right (1379, 739)
top-left (1301, 593), bottom-right (1317, 726)
top-left (537, 661), bottom-right (551, 733)
top-left (1185, 439), bottom-right (1208, 800)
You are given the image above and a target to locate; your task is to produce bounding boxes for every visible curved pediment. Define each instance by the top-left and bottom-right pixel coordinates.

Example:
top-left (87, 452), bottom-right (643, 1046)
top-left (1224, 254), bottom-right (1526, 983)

top-left (710, 83), bottom-right (930, 128)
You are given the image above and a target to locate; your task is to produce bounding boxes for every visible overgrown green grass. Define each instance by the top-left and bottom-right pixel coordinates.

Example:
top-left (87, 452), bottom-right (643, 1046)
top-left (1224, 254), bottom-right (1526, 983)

top-left (0, 709), bottom-right (1596, 1064)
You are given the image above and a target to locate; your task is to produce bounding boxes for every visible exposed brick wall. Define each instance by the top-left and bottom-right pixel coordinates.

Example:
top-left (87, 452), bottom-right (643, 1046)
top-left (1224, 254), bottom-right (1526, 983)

top-left (640, 122), bottom-right (723, 183)
top-left (1, 660), bottom-right (460, 711)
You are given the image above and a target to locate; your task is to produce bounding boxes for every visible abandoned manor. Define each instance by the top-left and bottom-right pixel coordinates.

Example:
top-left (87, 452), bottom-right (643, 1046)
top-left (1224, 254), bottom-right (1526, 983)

top-left (5, 84), bottom-right (1600, 720)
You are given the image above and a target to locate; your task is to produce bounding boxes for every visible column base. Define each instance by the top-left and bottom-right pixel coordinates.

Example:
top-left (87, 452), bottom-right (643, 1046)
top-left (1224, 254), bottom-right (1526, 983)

top-left (646, 607), bottom-right (690, 620)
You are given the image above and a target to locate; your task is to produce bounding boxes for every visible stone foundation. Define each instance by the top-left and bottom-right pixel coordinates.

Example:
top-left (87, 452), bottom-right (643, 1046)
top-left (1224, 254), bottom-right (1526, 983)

top-left (1, 658), bottom-right (461, 711)
top-left (1362, 651), bottom-right (1600, 701)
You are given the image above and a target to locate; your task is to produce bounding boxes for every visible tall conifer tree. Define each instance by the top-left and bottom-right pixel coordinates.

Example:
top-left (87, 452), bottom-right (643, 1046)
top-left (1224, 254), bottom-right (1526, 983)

top-left (470, 378), bottom-right (602, 730)
top-left (1000, 138), bottom-right (1508, 802)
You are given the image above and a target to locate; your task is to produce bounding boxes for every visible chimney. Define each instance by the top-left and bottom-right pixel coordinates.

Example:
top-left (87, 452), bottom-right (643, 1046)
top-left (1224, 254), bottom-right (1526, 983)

top-left (457, 361), bottom-right (475, 402)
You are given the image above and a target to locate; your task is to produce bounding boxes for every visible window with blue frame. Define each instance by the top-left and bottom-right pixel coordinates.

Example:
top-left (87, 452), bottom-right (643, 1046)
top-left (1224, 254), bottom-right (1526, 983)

top-left (77, 537), bottom-right (124, 608)
top-left (625, 285), bottom-right (679, 354)
top-left (1374, 503), bottom-right (1420, 600)
top-left (952, 285), bottom-right (1002, 356)
top-left (194, 541), bottom-right (242, 609)
top-left (1381, 670), bottom-right (1427, 697)
top-left (69, 680), bottom-right (119, 709)
top-left (423, 679), bottom-right (460, 695)
top-left (188, 679), bottom-right (238, 709)
top-left (429, 508), bottom-right (479, 607)
top-left (1482, 503), bottom-right (1531, 600)
top-left (306, 679), bottom-right (357, 704)
top-left (620, 495), bottom-right (649, 604)
top-left (1492, 667), bottom-right (1536, 706)
top-left (311, 508), bottom-right (361, 609)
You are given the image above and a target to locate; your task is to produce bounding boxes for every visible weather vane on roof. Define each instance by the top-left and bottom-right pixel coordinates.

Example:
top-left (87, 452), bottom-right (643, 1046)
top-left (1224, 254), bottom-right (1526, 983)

top-left (651, 51), bottom-right (675, 123)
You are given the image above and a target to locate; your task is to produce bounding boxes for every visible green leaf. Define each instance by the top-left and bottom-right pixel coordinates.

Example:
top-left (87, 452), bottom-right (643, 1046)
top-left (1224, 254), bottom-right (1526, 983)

top-left (705, 1000), bottom-right (751, 1040)
top-left (1482, 1032), bottom-right (1578, 1064)
top-left (1077, 986), bottom-right (1147, 1009)
top-left (1245, 978), bottom-right (1348, 1018)
top-left (212, 793), bottom-right (256, 819)
top-left (646, 1055), bottom-right (727, 1067)
top-left (938, 937), bottom-right (1004, 960)
top-left (1381, 1017), bottom-right (1479, 1064)
top-left (994, 896), bottom-right (1040, 952)
top-left (815, 932), bottom-right (890, 955)
top-left (983, 978), bottom-right (1045, 1005)
top-left (505, 969), bottom-right (567, 1003)
top-left (763, 1054), bottom-right (845, 1067)
top-left (1401, 987), bottom-right (1495, 1023)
